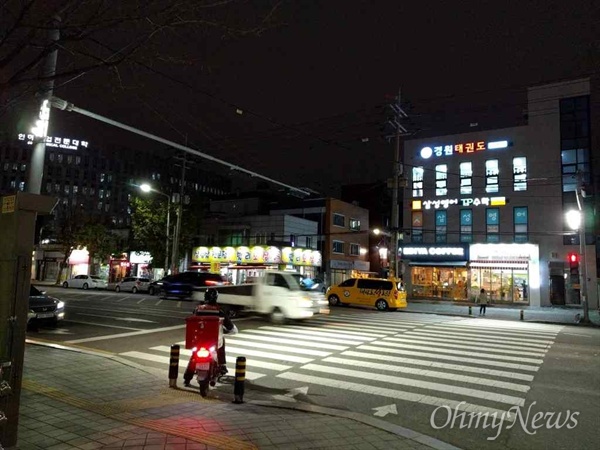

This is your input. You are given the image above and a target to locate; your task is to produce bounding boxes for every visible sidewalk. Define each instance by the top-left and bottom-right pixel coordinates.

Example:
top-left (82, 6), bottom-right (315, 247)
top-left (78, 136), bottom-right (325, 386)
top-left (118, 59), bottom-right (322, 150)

top-left (404, 299), bottom-right (600, 326)
top-left (10, 343), bottom-right (460, 450)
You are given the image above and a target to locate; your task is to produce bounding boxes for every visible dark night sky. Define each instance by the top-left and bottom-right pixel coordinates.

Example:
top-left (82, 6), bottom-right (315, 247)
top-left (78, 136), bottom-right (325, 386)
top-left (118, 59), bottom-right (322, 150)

top-left (4, 0), bottom-right (598, 196)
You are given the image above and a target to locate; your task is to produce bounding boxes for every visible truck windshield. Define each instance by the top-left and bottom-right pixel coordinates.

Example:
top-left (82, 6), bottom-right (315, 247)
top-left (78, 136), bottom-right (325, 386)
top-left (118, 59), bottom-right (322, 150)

top-left (288, 274), bottom-right (305, 291)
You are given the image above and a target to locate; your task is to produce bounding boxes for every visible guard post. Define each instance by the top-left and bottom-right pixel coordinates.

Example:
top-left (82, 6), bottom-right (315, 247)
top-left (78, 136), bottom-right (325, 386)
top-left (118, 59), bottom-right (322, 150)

top-left (520, 310), bottom-right (524, 321)
top-left (468, 306), bottom-right (472, 316)
top-left (168, 344), bottom-right (180, 388)
top-left (233, 356), bottom-right (246, 404)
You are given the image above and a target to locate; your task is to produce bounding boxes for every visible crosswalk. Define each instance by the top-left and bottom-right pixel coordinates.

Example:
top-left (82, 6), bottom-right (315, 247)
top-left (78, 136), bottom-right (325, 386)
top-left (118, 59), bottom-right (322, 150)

top-left (119, 312), bottom-right (562, 418)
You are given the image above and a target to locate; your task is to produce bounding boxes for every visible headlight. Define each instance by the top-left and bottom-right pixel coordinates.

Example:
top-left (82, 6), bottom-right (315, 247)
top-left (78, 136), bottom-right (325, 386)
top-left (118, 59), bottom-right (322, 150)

top-left (299, 299), bottom-right (313, 308)
top-left (57, 301), bottom-right (65, 309)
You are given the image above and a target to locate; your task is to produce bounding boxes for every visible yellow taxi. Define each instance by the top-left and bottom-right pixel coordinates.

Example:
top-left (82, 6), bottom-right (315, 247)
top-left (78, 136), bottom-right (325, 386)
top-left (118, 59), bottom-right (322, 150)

top-left (326, 277), bottom-right (407, 311)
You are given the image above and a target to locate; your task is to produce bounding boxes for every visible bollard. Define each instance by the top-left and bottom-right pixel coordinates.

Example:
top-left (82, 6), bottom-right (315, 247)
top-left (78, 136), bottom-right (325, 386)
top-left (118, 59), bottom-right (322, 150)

top-left (468, 306), bottom-right (472, 316)
top-left (169, 344), bottom-right (180, 388)
top-left (520, 310), bottom-right (524, 321)
top-left (233, 356), bottom-right (246, 404)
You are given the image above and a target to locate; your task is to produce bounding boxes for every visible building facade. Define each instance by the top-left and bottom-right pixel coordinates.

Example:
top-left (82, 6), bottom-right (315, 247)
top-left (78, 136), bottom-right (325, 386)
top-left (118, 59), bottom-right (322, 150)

top-left (402, 78), bottom-right (598, 308)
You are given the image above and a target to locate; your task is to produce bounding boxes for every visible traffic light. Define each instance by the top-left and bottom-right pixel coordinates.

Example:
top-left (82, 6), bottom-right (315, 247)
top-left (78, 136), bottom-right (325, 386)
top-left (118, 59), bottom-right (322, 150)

top-left (568, 252), bottom-right (580, 284)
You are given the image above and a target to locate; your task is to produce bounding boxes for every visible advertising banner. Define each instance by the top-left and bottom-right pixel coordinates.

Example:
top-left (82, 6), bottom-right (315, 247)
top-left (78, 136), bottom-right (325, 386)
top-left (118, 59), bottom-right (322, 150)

top-left (191, 245), bottom-right (321, 267)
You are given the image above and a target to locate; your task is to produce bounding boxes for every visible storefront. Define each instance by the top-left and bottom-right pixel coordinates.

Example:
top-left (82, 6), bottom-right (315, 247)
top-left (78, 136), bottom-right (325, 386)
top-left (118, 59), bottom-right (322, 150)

top-left (191, 245), bottom-right (322, 284)
top-left (130, 251), bottom-right (153, 279)
top-left (469, 243), bottom-right (540, 305)
top-left (108, 253), bottom-right (130, 283)
top-left (400, 244), bottom-right (469, 301)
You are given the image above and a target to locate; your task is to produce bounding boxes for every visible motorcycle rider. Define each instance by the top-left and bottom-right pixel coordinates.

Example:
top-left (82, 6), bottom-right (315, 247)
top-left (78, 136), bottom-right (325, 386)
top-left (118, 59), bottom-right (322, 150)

top-left (183, 288), bottom-right (235, 387)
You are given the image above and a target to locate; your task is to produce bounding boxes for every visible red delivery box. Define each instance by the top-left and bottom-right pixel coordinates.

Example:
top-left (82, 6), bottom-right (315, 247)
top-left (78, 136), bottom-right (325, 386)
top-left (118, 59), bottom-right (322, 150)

top-left (185, 315), bottom-right (224, 350)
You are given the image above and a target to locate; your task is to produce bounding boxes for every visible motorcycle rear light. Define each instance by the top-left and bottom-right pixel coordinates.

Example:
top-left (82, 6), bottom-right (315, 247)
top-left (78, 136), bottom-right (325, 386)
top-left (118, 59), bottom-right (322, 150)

top-left (196, 347), bottom-right (210, 358)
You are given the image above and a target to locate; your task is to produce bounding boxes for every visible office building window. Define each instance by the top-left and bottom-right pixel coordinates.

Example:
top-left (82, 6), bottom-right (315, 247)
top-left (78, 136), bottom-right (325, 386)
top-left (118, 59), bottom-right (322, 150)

top-left (57, 154), bottom-right (63, 163)
top-left (306, 237), bottom-right (313, 248)
top-left (435, 164), bottom-right (448, 196)
top-left (332, 240), bottom-right (344, 254)
top-left (485, 160), bottom-right (499, 193)
top-left (486, 208), bottom-right (500, 243)
top-left (460, 162), bottom-right (472, 195)
top-left (49, 153), bottom-right (55, 162)
top-left (514, 207), bottom-right (528, 243)
top-left (350, 243), bottom-right (360, 256)
top-left (333, 213), bottom-right (345, 227)
top-left (460, 209), bottom-right (473, 243)
top-left (349, 218), bottom-right (361, 231)
top-left (412, 166), bottom-right (424, 198)
top-left (435, 210), bottom-right (447, 244)
top-left (411, 211), bottom-right (423, 243)
top-left (513, 157), bottom-right (527, 191)
top-left (18, 181), bottom-right (25, 191)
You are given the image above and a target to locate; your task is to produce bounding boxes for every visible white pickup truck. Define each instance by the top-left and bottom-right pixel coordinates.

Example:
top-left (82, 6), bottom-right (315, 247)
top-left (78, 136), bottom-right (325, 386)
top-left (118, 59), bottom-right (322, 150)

top-left (193, 271), bottom-right (329, 322)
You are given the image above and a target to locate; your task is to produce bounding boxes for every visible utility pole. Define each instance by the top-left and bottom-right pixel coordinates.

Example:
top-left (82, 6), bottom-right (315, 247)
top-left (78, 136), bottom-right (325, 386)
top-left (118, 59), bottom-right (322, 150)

top-left (386, 89), bottom-right (409, 279)
top-left (171, 153), bottom-right (187, 274)
top-left (575, 171), bottom-right (590, 323)
top-left (27, 16), bottom-right (60, 194)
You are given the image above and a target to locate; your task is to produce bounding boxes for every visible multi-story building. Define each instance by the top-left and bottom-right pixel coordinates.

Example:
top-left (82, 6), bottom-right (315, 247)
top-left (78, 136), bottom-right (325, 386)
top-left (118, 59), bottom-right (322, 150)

top-left (401, 77), bottom-right (598, 308)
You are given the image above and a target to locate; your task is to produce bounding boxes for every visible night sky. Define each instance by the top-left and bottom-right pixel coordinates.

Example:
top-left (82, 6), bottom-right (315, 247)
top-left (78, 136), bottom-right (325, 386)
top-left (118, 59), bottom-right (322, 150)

top-left (3, 0), bottom-right (598, 196)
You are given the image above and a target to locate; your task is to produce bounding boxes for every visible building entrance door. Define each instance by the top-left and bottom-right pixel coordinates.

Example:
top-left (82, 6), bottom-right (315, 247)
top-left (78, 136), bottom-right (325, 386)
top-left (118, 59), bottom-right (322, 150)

top-left (550, 275), bottom-right (565, 305)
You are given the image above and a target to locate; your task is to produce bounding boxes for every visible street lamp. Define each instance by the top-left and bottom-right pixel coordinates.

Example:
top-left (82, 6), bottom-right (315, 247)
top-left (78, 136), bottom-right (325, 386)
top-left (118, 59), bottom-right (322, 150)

top-left (140, 183), bottom-right (171, 275)
top-left (565, 209), bottom-right (589, 323)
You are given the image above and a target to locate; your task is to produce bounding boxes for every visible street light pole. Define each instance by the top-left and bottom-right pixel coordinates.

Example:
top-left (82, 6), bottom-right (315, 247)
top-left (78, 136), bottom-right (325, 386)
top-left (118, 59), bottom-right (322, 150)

top-left (140, 184), bottom-right (171, 275)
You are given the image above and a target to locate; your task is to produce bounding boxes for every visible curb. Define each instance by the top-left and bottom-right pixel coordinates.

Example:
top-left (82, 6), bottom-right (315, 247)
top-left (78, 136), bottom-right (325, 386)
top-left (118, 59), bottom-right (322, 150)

top-left (25, 340), bottom-right (462, 450)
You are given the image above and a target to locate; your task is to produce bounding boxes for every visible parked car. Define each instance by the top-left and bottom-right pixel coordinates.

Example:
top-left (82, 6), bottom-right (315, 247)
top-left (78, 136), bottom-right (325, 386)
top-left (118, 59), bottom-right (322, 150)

top-left (62, 275), bottom-right (108, 290)
top-left (115, 277), bottom-right (150, 293)
top-left (28, 285), bottom-right (65, 325)
top-left (153, 272), bottom-right (227, 299)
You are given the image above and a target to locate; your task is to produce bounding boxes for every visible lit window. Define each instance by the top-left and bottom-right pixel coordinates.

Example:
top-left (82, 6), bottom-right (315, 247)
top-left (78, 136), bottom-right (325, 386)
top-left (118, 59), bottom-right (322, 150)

top-left (412, 166), bottom-right (424, 197)
top-left (435, 164), bottom-right (447, 196)
top-left (435, 210), bottom-right (447, 244)
top-left (18, 181), bottom-right (25, 191)
top-left (486, 208), bottom-right (500, 243)
top-left (333, 213), bottom-right (345, 227)
top-left (332, 241), bottom-right (344, 254)
top-left (73, 186), bottom-right (78, 194)
top-left (485, 160), bottom-right (499, 193)
top-left (350, 243), bottom-right (360, 256)
top-left (57, 154), bottom-right (63, 163)
top-left (513, 157), bottom-right (527, 191)
top-left (514, 207), bottom-right (528, 243)
top-left (411, 211), bottom-right (423, 243)
top-left (460, 209), bottom-right (473, 243)
top-left (349, 219), bottom-right (361, 231)
top-left (460, 162), bottom-right (472, 195)
top-left (49, 153), bottom-right (55, 162)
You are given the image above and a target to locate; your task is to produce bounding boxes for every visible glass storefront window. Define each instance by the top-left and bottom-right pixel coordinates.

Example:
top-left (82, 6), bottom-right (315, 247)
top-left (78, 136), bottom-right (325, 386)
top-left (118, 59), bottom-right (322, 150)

top-left (411, 266), bottom-right (468, 300)
top-left (469, 267), bottom-right (529, 303)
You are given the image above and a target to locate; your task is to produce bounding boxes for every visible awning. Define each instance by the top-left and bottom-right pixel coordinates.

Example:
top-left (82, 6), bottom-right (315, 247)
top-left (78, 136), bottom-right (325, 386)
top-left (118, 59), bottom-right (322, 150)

top-left (409, 261), bottom-right (468, 267)
top-left (470, 260), bottom-right (528, 270)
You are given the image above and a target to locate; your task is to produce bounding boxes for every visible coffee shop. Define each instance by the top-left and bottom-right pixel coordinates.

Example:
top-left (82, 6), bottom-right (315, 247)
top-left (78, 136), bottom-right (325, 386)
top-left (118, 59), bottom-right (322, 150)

top-left (399, 244), bottom-right (469, 301)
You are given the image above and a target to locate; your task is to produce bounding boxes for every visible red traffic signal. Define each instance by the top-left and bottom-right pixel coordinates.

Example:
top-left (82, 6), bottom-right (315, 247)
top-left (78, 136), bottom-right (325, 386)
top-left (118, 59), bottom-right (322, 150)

top-left (568, 252), bottom-right (579, 264)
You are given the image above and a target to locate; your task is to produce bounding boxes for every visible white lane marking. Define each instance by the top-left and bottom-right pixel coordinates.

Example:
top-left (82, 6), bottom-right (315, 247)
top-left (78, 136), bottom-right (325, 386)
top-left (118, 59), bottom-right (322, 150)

top-left (417, 326), bottom-right (556, 343)
top-left (243, 329), bottom-right (362, 345)
top-left (64, 324), bottom-right (186, 344)
top-left (224, 339), bottom-right (331, 357)
top-left (322, 357), bottom-right (530, 393)
top-left (283, 325), bottom-right (385, 338)
top-left (407, 328), bottom-right (554, 347)
top-left (262, 326), bottom-right (377, 341)
top-left (404, 330), bottom-right (551, 349)
top-left (311, 317), bottom-right (415, 331)
top-left (150, 346), bottom-right (292, 371)
top-left (562, 333), bottom-right (592, 337)
top-left (324, 314), bottom-right (427, 325)
top-left (118, 351), bottom-right (264, 380)
top-left (432, 323), bottom-right (560, 337)
top-left (74, 313), bottom-right (156, 323)
top-left (358, 345), bottom-right (539, 372)
top-left (370, 340), bottom-right (544, 364)
top-left (226, 346), bottom-right (313, 363)
top-left (277, 372), bottom-right (514, 420)
top-left (444, 320), bottom-right (563, 333)
top-left (341, 350), bottom-right (534, 381)
top-left (136, 298), bottom-right (146, 304)
top-left (64, 320), bottom-right (142, 331)
top-left (373, 404), bottom-right (397, 417)
top-left (317, 323), bottom-right (392, 335)
top-left (232, 334), bottom-right (348, 351)
top-left (300, 363), bottom-right (525, 406)
top-left (383, 337), bottom-right (547, 357)
top-left (155, 300), bottom-right (163, 306)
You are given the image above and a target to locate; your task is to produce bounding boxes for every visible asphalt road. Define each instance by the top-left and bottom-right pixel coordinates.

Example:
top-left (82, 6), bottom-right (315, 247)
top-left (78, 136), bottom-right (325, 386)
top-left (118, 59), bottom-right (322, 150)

top-left (30, 285), bottom-right (600, 450)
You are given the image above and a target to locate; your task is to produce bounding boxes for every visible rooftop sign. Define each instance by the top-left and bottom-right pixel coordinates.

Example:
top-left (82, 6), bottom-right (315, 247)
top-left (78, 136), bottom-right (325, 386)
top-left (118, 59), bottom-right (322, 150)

top-left (420, 140), bottom-right (509, 159)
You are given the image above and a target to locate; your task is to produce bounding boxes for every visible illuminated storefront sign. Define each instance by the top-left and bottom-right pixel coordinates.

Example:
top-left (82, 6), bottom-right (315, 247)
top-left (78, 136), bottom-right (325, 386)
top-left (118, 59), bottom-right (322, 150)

top-left (420, 140), bottom-right (509, 159)
top-left (192, 245), bottom-right (321, 267)
top-left (18, 133), bottom-right (89, 150)
top-left (413, 196), bottom-right (507, 210)
top-left (400, 245), bottom-right (469, 262)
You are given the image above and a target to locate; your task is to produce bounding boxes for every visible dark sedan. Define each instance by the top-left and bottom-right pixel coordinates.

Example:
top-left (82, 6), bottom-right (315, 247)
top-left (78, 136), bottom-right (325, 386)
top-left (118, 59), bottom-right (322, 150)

top-left (28, 285), bottom-right (65, 325)
top-left (148, 272), bottom-right (226, 299)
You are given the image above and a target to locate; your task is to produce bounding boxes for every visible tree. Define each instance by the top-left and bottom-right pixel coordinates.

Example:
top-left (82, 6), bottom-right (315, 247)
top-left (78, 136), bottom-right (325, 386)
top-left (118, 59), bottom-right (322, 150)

top-left (47, 203), bottom-right (85, 284)
top-left (130, 196), bottom-right (170, 269)
top-left (1, 0), bottom-right (283, 111)
top-left (75, 221), bottom-right (121, 275)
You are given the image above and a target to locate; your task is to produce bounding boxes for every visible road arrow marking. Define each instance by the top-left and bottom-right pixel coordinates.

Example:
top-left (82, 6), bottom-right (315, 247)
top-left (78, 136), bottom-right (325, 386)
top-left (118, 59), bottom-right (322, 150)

top-left (372, 404), bottom-right (397, 417)
top-left (272, 386), bottom-right (309, 403)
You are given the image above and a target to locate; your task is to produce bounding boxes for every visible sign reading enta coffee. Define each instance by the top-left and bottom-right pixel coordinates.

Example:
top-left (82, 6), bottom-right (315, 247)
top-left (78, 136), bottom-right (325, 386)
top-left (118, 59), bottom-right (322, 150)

top-left (400, 245), bottom-right (469, 262)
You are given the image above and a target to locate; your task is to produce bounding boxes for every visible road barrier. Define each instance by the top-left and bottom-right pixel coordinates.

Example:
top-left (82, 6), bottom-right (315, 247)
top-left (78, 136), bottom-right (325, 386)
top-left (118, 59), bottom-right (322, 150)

top-left (169, 344), bottom-right (180, 388)
top-left (233, 356), bottom-right (246, 404)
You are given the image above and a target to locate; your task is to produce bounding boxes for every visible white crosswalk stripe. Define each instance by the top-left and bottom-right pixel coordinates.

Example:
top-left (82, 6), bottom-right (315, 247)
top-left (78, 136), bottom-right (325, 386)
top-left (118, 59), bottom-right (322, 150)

top-left (117, 313), bottom-right (562, 419)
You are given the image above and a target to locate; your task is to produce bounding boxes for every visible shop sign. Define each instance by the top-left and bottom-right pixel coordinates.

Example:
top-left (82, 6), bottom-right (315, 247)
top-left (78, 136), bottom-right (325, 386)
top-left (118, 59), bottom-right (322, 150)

top-left (330, 259), bottom-right (353, 270)
top-left (470, 243), bottom-right (537, 261)
top-left (413, 196), bottom-right (507, 210)
top-left (19, 132), bottom-right (88, 150)
top-left (192, 245), bottom-right (321, 267)
top-left (130, 251), bottom-right (152, 264)
top-left (419, 140), bottom-right (508, 159)
top-left (400, 245), bottom-right (469, 262)
top-left (68, 248), bottom-right (89, 265)
top-left (265, 246), bottom-right (282, 263)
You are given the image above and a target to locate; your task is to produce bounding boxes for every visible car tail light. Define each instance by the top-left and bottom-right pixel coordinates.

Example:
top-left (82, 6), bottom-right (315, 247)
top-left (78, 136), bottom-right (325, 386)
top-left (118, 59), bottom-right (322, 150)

top-left (205, 280), bottom-right (219, 286)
